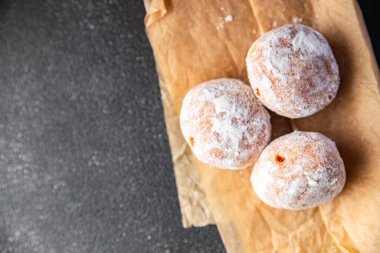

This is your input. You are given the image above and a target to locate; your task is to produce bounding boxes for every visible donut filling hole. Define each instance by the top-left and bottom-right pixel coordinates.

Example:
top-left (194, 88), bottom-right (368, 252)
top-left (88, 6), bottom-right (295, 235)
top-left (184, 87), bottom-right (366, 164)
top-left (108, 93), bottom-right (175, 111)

top-left (255, 88), bottom-right (260, 96)
top-left (189, 136), bottom-right (195, 146)
top-left (275, 154), bottom-right (285, 164)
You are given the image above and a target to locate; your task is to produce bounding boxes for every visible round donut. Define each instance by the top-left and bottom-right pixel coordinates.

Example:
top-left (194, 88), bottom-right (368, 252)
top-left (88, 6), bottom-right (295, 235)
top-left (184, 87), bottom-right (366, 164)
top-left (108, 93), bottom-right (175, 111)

top-left (246, 24), bottom-right (340, 118)
top-left (251, 131), bottom-right (346, 210)
top-left (180, 78), bottom-right (271, 170)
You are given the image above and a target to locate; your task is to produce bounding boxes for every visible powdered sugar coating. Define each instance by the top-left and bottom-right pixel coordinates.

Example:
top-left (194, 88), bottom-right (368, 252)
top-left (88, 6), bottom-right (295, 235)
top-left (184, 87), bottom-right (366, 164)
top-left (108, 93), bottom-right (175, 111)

top-left (251, 131), bottom-right (346, 210)
top-left (180, 78), bottom-right (271, 170)
top-left (246, 24), bottom-right (340, 118)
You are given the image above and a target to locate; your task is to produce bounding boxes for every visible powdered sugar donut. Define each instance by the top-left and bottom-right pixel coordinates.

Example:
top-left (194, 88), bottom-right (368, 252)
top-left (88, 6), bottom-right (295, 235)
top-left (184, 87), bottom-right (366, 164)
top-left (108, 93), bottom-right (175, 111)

top-left (251, 131), bottom-right (346, 210)
top-left (246, 24), bottom-right (340, 118)
top-left (180, 78), bottom-right (271, 170)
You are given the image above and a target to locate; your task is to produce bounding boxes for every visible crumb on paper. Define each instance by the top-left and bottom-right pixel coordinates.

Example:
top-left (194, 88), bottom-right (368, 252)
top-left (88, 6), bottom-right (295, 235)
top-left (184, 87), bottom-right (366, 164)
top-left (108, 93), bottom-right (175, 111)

top-left (216, 22), bottom-right (224, 30)
top-left (216, 14), bottom-right (234, 30)
top-left (225, 15), bottom-right (234, 23)
top-left (272, 21), bottom-right (278, 27)
top-left (292, 16), bottom-right (303, 24)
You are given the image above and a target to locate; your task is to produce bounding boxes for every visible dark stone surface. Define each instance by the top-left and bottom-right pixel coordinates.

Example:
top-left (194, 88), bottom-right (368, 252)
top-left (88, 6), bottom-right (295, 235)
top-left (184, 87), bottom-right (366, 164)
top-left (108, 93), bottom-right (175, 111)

top-left (0, 1), bottom-right (224, 253)
top-left (359, 0), bottom-right (380, 62)
top-left (0, 1), bottom-right (377, 253)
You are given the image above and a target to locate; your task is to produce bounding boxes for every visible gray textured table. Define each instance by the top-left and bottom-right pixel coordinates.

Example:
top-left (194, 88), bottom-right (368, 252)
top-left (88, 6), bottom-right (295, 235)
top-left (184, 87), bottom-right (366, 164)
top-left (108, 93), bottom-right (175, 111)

top-left (0, 1), bottom-right (378, 253)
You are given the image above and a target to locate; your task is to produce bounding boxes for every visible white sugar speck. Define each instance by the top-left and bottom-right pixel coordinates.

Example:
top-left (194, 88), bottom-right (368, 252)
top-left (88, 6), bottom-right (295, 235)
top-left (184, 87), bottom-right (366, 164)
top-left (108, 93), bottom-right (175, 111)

top-left (216, 22), bottom-right (224, 30)
top-left (216, 14), bottom-right (234, 30)
top-left (292, 16), bottom-right (303, 24)
top-left (225, 15), bottom-right (234, 22)
top-left (272, 21), bottom-right (278, 27)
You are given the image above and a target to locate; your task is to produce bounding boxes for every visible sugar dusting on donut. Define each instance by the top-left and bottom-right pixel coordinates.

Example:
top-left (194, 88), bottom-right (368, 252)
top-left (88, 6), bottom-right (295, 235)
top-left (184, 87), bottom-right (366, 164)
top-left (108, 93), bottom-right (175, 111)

top-left (246, 24), bottom-right (340, 118)
top-left (251, 131), bottom-right (346, 210)
top-left (180, 78), bottom-right (271, 169)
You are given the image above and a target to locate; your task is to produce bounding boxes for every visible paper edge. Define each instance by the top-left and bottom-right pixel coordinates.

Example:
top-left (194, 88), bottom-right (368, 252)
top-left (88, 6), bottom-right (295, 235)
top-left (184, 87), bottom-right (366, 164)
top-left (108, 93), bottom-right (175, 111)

top-left (144, 0), bottom-right (169, 28)
top-left (144, 2), bottom-right (216, 226)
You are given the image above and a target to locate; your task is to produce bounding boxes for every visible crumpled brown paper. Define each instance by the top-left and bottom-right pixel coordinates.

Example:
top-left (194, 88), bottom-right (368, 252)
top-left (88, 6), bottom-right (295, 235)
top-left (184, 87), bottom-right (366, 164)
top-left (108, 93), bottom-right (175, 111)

top-left (144, 0), bottom-right (380, 252)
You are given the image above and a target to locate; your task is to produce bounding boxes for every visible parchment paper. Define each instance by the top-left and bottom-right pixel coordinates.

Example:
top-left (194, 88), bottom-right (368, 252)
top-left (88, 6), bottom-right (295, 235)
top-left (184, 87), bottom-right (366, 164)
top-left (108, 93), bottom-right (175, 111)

top-left (145, 0), bottom-right (380, 252)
